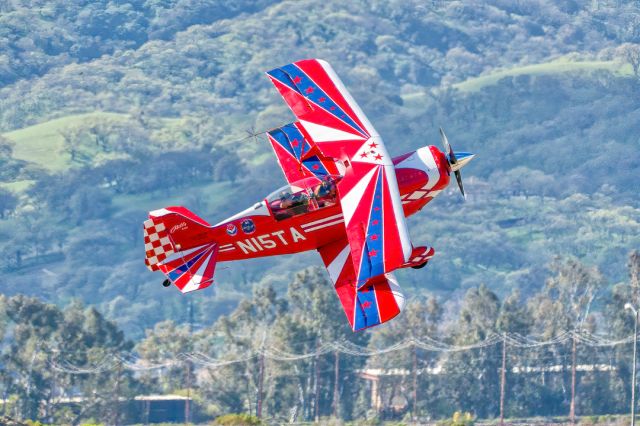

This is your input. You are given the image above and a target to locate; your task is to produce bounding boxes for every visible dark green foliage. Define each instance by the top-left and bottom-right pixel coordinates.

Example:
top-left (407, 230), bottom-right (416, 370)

top-left (0, 295), bottom-right (136, 423)
top-left (0, 1), bottom-right (638, 421)
top-left (213, 413), bottom-right (262, 425)
top-left (0, 1), bottom-right (638, 339)
top-left (0, 188), bottom-right (17, 219)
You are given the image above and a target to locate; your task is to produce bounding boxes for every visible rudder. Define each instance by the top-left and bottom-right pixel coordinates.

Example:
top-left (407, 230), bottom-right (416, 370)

top-left (143, 206), bottom-right (218, 293)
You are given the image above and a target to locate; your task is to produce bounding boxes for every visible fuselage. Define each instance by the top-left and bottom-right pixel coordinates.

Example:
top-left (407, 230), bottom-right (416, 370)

top-left (209, 145), bottom-right (451, 262)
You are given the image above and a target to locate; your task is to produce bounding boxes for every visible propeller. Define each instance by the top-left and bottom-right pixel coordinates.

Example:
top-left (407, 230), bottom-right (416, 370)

top-left (439, 127), bottom-right (474, 200)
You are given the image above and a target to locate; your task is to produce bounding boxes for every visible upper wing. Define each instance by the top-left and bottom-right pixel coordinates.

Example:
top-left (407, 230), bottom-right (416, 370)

top-left (267, 121), bottom-right (341, 185)
top-left (267, 59), bottom-right (412, 286)
top-left (318, 238), bottom-right (405, 331)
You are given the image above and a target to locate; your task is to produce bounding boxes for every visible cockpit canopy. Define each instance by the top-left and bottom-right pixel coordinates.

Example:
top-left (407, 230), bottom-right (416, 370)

top-left (266, 175), bottom-right (341, 221)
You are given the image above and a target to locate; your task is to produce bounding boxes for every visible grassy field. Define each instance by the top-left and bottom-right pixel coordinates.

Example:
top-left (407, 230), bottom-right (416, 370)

top-left (453, 58), bottom-right (632, 92)
top-left (2, 111), bottom-right (186, 173)
top-left (401, 58), bottom-right (633, 109)
top-left (111, 180), bottom-right (233, 216)
top-left (0, 179), bottom-right (35, 194)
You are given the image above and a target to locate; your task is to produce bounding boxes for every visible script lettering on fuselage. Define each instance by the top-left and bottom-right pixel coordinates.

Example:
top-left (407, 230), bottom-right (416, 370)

top-left (236, 227), bottom-right (307, 254)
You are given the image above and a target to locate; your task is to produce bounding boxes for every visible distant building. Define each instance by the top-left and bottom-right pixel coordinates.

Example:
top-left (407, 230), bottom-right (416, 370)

top-left (24, 394), bottom-right (193, 424)
top-left (134, 395), bottom-right (191, 424)
top-left (358, 363), bottom-right (616, 413)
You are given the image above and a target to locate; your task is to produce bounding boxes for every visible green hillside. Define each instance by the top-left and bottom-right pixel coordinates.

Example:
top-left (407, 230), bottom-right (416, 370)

top-left (453, 57), bottom-right (633, 92)
top-left (0, 0), bottom-right (638, 340)
top-left (0, 0), bottom-right (639, 422)
top-left (3, 112), bottom-right (188, 172)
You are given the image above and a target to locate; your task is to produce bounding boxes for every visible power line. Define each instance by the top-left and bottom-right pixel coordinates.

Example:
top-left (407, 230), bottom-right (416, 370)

top-left (41, 330), bottom-right (638, 375)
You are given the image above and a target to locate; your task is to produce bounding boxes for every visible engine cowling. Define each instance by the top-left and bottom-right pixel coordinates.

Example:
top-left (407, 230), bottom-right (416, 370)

top-left (393, 146), bottom-right (452, 216)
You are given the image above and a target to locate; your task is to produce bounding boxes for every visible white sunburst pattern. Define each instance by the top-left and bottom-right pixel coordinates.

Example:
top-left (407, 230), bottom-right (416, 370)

top-left (266, 58), bottom-right (417, 331)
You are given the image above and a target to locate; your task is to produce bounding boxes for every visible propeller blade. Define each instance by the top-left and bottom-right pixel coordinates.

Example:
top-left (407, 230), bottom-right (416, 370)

top-left (455, 170), bottom-right (466, 199)
top-left (439, 127), bottom-right (452, 160)
top-left (439, 126), bottom-right (472, 200)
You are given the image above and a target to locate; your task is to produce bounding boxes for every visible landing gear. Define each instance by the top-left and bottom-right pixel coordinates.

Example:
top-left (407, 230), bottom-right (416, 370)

top-left (162, 279), bottom-right (171, 287)
top-left (411, 261), bottom-right (428, 270)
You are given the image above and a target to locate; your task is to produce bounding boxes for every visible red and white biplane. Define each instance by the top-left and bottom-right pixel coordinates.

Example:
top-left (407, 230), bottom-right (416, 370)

top-left (143, 59), bottom-right (474, 331)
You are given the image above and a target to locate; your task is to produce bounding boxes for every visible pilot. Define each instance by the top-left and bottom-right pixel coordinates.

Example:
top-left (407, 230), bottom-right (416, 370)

top-left (280, 191), bottom-right (294, 209)
top-left (314, 176), bottom-right (336, 199)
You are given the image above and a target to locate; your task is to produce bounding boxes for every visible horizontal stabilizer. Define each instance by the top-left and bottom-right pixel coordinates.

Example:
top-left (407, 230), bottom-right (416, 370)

top-left (143, 206), bottom-right (217, 293)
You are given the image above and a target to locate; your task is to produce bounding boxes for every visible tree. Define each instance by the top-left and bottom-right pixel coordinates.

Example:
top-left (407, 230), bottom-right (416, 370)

top-left (365, 297), bottom-right (442, 419)
top-left (136, 320), bottom-right (194, 394)
top-left (271, 267), bottom-right (369, 421)
top-left (68, 186), bottom-right (111, 224)
top-left (442, 284), bottom-right (502, 419)
top-left (0, 188), bottom-right (17, 219)
top-left (496, 291), bottom-right (532, 419)
top-left (0, 296), bottom-right (135, 423)
top-left (600, 251), bottom-right (640, 415)
top-left (59, 127), bottom-right (83, 163)
top-left (56, 303), bottom-right (135, 424)
top-left (198, 282), bottom-right (287, 419)
top-left (618, 43), bottom-right (640, 78)
top-left (528, 257), bottom-right (605, 418)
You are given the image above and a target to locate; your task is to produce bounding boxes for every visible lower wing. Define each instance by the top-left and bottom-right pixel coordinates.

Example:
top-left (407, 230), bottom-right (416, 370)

top-left (318, 237), bottom-right (406, 331)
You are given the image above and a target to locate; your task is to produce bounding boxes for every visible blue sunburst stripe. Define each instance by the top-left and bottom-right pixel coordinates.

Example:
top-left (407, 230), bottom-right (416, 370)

top-left (357, 168), bottom-right (385, 285)
top-left (267, 64), bottom-right (368, 137)
top-left (167, 249), bottom-right (207, 282)
top-left (270, 124), bottom-right (329, 180)
top-left (268, 127), bottom-right (296, 158)
top-left (301, 155), bottom-right (329, 178)
top-left (354, 285), bottom-right (381, 331)
top-left (266, 68), bottom-right (303, 95)
top-left (280, 123), bottom-right (312, 160)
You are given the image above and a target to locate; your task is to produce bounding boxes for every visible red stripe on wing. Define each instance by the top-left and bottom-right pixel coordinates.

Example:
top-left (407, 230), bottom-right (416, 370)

top-left (268, 76), bottom-right (365, 139)
top-left (339, 163), bottom-right (379, 286)
top-left (318, 239), bottom-right (406, 331)
top-left (267, 134), bottom-right (314, 184)
top-left (294, 59), bottom-right (370, 137)
top-left (369, 275), bottom-right (401, 323)
top-left (380, 168), bottom-right (404, 271)
top-left (318, 238), bottom-right (357, 328)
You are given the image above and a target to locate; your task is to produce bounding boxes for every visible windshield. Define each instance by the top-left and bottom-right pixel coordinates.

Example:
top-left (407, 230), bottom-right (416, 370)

top-left (266, 175), bottom-right (341, 221)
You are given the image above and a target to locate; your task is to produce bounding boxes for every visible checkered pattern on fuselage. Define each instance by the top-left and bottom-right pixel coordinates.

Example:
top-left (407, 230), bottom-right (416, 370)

top-left (143, 219), bottom-right (174, 271)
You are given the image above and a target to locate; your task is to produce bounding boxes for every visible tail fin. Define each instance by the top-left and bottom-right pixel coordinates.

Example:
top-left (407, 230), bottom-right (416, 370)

top-left (143, 206), bottom-right (218, 293)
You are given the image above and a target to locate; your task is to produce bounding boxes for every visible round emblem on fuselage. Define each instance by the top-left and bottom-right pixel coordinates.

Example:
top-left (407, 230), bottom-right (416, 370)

top-left (226, 223), bottom-right (238, 236)
top-left (241, 219), bottom-right (255, 234)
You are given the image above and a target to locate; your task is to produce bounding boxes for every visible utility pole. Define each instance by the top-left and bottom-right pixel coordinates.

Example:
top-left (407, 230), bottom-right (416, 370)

top-left (188, 297), bottom-right (194, 332)
top-left (626, 303), bottom-right (639, 426)
top-left (257, 351), bottom-right (265, 418)
top-left (500, 332), bottom-right (507, 426)
top-left (413, 345), bottom-right (418, 421)
top-left (570, 331), bottom-right (577, 424)
top-left (185, 296), bottom-right (193, 425)
top-left (185, 360), bottom-right (191, 424)
top-left (114, 357), bottom-right (123, 426)
top-left (633, 309), bottom-right (638, 426)
top-left (333, 350), bottom-right (340, 419)
top-left (314, 350), bottom-right (320, 422)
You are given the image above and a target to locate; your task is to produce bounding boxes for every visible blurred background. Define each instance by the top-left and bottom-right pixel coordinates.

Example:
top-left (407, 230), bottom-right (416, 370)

top-left (0, 0), bottom-right (639, 423)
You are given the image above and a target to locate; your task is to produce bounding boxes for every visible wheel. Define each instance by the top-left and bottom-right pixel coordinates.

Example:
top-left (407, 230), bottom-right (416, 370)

top-left (162, 279), bottom-right (171, 287)
top-left (411, 261), bottom-right (428, 270)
